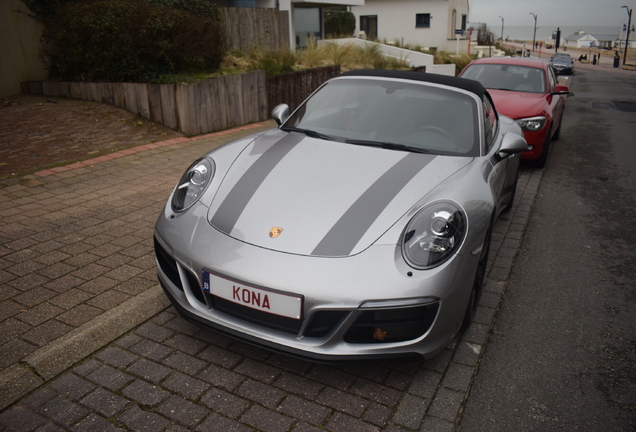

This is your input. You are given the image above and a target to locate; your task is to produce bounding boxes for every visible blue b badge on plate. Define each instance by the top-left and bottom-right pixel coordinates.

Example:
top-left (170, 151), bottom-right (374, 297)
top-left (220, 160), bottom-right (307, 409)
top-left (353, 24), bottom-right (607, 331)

top-left (202, 271), bottom-right (210, 293)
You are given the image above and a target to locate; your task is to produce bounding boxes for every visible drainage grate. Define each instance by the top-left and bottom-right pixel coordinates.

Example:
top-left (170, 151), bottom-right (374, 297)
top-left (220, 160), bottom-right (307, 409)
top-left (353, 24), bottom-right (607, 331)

top-left (612, 101), bottom-right (636, 112)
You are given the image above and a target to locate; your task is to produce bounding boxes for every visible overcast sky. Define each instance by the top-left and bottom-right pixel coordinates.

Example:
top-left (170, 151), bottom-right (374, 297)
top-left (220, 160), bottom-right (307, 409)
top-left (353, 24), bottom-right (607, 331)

top-left (470, 0), bottom-right (634, 28)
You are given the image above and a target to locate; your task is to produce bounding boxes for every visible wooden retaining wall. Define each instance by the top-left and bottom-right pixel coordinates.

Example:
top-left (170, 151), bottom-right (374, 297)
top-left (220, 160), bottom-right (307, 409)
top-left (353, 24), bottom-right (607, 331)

top-left (22, 72), bottom-right (267, 137)
top-left (21, 66), bottom-right (340, 137)
top-left (220, 8), bottom-right (290, 53)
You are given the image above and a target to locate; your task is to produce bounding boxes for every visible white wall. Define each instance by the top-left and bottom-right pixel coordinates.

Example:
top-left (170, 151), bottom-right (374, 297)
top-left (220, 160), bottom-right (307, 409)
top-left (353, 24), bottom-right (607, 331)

top-left (351, 0), bottom-right (470, 53)
top-left (352, 0), bottom-right (449, 49)
top-left (318, 38), bottom-right (457, 76)
top-left (319, 38), bottom-right (435, 67)
top-left (565, 35), bottom-right (597, 48)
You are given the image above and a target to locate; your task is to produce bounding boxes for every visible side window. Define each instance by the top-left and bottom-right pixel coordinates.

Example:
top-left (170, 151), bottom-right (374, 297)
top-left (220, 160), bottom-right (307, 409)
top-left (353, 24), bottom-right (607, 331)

top-left (482, 96), bottom-right (497, 151)
top-left (547, 66), bottom-right (557, 91)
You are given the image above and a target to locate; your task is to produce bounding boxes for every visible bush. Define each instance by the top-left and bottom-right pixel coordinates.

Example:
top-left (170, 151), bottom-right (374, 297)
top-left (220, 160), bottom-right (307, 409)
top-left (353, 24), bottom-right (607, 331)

top-left (432, 51), bottom-right (474, 75)
top-left (41, 0), bottom-right (225, 82)
top-left (323, 42), bottom-right (352, 66)
top-left (145, 0), bottom-right (219, 20)
top-left (297, 38), bottom-right (324, 68)
top-left (324, 8), bottom-right (355, 38)
top-left (246, 47), bottom-right (297, 77)
top-left (22, 0), bottom-right (219, 21)
top-left (20, 0), bottom-right (81, 22)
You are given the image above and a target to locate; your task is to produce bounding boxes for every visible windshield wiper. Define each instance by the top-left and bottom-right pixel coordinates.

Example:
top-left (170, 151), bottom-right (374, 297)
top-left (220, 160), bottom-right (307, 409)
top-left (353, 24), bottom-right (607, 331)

top-left (344, 139), bottom-right (429, 154)
top-left (281, 126), bottom-right (335, 141)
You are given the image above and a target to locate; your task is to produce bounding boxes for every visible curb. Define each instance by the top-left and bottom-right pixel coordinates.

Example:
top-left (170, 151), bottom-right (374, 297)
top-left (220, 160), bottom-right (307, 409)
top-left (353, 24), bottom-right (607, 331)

top-left (0, 286), bottom-right (169, 411)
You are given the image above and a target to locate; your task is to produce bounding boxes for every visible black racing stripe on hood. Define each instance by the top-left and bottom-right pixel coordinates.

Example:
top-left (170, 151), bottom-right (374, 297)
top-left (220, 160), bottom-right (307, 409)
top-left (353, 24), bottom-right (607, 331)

top-left (211, 133), bottom-right (302, 234)
top-left (311, 153), bottom-right (437, 257)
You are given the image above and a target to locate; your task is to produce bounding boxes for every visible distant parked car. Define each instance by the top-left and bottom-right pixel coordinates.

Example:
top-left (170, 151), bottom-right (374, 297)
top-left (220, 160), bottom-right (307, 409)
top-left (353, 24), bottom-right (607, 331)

top-left (550, 53), bottom-right (574, 75)
top-left (154, 70), bottom-right (529, 361)
top-left (460, 57), bottom-right (569, 167)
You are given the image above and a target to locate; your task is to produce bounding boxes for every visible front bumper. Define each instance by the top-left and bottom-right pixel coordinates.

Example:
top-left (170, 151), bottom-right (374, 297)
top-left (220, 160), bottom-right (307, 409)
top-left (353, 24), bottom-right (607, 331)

top-left (553, 65), bottom-right (573, 75)
top-left (520, 126), bottom-right (550, 160)
top-left (154, 204), bottom-right (479, 361)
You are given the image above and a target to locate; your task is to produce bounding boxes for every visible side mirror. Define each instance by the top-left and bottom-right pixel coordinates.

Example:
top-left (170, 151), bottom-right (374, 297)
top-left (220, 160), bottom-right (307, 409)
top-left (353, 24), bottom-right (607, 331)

top-left (498, 132), bottom-right (532, 159)
top-left (272, 104), bottom-right (290, 126)
top-left (552, 84), bottom-right (569, 95)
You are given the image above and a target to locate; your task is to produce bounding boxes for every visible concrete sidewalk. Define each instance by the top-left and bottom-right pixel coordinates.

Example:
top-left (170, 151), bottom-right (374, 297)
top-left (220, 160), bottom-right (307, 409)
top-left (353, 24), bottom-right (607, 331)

top-left (1, 95), bottom-right (544, 431)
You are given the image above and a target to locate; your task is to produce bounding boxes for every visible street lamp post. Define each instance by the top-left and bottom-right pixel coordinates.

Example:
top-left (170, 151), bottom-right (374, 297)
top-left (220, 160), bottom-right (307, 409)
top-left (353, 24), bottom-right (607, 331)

top-left (499, 16), bottom-right (504, 41)
top-left (530, 13), bottom-right (537, 52)
top-left (623, 6), bottom-right (632, 66)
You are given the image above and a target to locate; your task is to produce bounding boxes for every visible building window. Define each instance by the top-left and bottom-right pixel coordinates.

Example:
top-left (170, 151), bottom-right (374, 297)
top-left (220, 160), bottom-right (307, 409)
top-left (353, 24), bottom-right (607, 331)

top-left (360, 15), bottom-right (378, 39)
top-left (295, 7), bottom-right (322, 48)
top-left (461, 14), bottom-right (467, 31)
top-left (415, 13), bottom-right (431, 28)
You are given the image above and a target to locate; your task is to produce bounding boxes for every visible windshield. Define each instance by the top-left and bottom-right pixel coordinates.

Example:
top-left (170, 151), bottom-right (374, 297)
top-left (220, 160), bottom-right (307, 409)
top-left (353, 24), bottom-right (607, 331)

top-left (283, 78), bottom-right (479, 156)
top-left (552, 54), bottom-right (571, 62)
top-left (461, 63), bottom-right (546, 94)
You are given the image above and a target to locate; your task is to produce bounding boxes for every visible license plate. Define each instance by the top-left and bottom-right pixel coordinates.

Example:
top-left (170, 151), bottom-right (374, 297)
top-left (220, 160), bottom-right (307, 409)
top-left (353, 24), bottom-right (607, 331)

top-left (202, 270), bottom-right (302, 320)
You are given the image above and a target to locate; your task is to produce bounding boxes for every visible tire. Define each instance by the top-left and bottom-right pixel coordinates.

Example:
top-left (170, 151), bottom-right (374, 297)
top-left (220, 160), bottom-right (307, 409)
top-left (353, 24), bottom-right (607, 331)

top-left (529, 134), bottom-right (551, 168)
top-left (552, 112), bottom-right (564, 141)
top-left (461, 224), bottom-right (492, 331)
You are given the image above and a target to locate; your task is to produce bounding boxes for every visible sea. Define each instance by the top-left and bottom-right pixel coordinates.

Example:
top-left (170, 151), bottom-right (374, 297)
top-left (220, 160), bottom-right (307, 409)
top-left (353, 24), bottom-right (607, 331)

top-left (495, 25), bottom-right (623, 42)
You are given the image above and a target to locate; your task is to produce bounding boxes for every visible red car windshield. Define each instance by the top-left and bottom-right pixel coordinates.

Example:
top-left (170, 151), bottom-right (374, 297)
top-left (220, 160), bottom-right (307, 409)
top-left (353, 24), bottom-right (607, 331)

top-left (462, 64), bottom-right (546, 94)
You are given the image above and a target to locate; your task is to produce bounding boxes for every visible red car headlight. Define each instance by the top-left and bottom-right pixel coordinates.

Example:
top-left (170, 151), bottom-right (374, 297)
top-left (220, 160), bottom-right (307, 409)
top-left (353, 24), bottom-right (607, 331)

top-left (516, 116), bottom-right (547, 132)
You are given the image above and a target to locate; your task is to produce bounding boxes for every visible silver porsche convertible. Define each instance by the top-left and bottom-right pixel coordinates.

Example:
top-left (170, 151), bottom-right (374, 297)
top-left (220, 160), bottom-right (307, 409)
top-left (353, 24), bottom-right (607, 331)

top-left (154, 70), bottom-right (529, 361)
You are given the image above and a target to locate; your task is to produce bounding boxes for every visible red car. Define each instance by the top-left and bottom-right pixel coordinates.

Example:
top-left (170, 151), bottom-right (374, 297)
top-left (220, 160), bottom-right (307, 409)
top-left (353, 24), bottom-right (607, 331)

top-left (459, 57), bottom-right (569, 167)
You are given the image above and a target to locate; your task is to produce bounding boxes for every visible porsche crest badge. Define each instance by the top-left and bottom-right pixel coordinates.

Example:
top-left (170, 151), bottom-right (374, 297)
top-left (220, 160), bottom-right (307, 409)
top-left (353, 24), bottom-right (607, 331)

top-left (269, 227), bottom-right (283, 238)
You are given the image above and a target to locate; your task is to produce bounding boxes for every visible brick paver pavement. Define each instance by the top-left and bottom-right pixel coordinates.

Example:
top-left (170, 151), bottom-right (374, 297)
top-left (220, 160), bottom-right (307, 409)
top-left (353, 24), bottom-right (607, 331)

top-left (0, 94), bottom-right (183, 180)
top-left (0, 94), bottom-right (544, 431)
top-left (0, 117), bottom-right (275, 392)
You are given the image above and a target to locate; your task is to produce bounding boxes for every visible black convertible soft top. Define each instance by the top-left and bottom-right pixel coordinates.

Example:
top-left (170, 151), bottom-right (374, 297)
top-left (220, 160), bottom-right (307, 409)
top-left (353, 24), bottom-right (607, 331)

top-left (338, 69), bottom-right (486, 99)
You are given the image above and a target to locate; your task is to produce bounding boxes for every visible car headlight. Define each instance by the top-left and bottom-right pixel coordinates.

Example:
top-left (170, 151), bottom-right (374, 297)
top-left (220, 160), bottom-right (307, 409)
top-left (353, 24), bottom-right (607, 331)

top-left (516, 116), bottom-right (547, 132)
top-left (171, 158), bottom-right (215, 212)
top-left (402, 202), bottom-right (466, 269)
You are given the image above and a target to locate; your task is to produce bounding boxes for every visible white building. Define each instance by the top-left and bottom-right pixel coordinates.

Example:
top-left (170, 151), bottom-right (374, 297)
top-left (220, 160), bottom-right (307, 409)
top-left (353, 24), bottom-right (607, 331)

top-left (351, 0), bottom-right (472, 54)
top-left (217, 0), bottom-right (365, 49)
top-left (564, 31), bottom-right (598, 48)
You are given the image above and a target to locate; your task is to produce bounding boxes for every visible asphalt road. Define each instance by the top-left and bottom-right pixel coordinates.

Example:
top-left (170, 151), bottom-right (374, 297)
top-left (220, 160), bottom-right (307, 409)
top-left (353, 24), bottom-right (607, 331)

top-left (457, 65), bottom-right (636, 429)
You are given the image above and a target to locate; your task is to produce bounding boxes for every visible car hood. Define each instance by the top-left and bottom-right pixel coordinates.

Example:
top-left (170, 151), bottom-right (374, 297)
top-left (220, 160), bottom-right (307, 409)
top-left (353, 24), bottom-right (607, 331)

top-left (488, 90), bottom-right (547, 119)
top-left (208, 130), bottom-right (472, 257)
